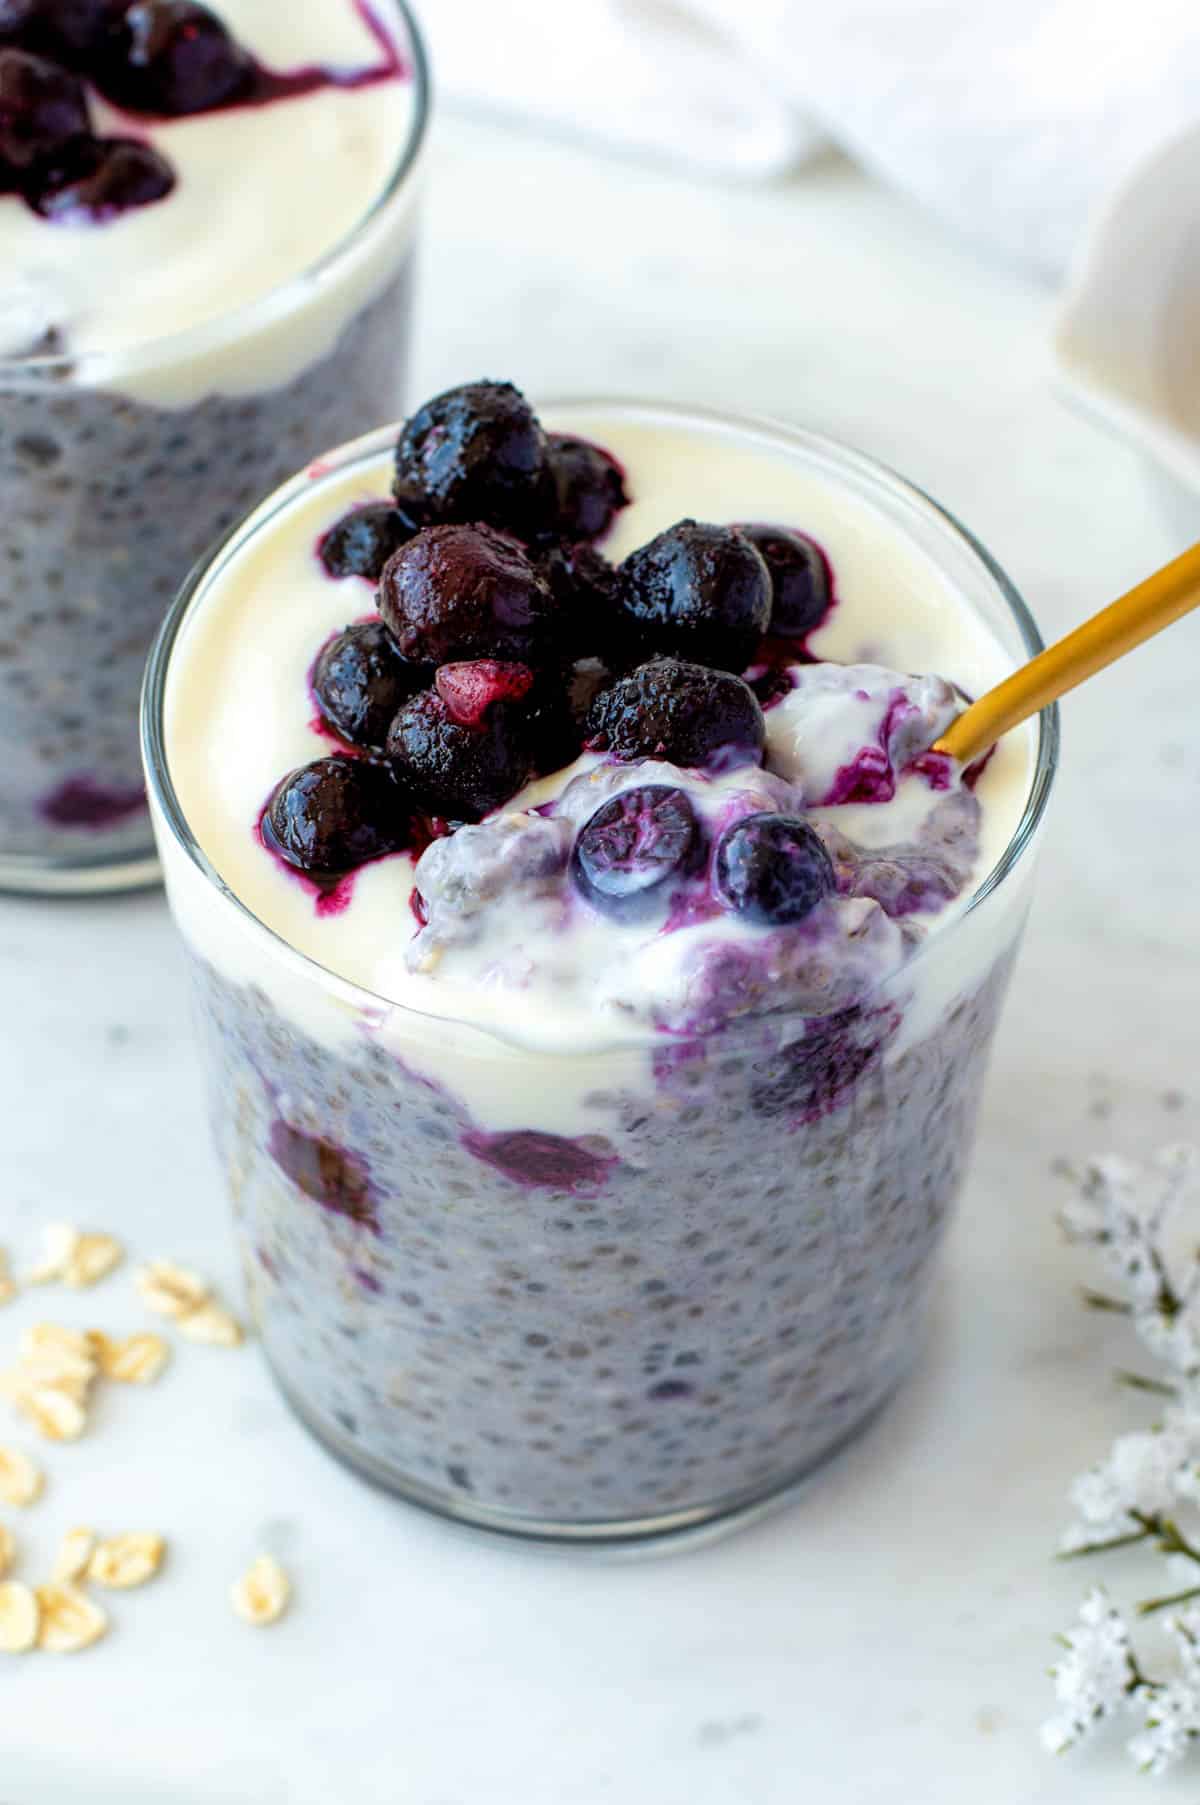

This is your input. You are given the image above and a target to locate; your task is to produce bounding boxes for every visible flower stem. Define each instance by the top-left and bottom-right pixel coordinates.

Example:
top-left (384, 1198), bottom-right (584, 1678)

top-left (1137, 1584), bottom-right (1200, 1618)
top-left (1057, 1527), bottom-right (1152, 1560)
top-left (1080, 1287), bottom-right (1132, 1315)
top-left (1131, 1512), bottom-right (1200, 1568)
top-left (1113, 1368), bottom-right (1179, 1398)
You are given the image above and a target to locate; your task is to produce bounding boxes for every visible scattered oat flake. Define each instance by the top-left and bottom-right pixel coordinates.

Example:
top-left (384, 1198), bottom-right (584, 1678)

top-left (62, 1233), bottom-right (123, 1290)
top-left (0, 1524), bottom-right (14, 1580)
top-left (12, 1386), bottom-right (87, 1443)
top-left (35, 1582), bottom-right (107, 1653)
top-left (135, 1260), bottom-right (209, 1319)
top-left (52, 1527), bottom-right (96, 1585)
top-left (92, 1330), bottom-right (170, 1384)
top-left (178, 1302), bottom-right (243, 1349)
top-left (21, 1323), bottom-right (94, 1365)
top-left (88, 1533), bottom-right (165, 1591)
top-left (26, 1224), bottom-right (81, 1285)
top-left (0, 1446), bottom-right (43, 1507)
top-left (1, 1359), bottom-right (91, 1408)
top-left (231, 1555), bottom-right (291, 1626)
top-left (0, 1581), bottom-right (39, 1653)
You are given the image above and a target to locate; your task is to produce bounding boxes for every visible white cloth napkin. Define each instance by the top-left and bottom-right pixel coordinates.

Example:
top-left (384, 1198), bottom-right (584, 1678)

top-left (424, 0), bottom-right (1200, 275)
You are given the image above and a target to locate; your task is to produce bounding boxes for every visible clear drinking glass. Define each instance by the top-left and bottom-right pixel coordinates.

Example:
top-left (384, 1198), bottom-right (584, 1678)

top-left (0, 0), bottom-right (429, 896)
top-left (142, 408), bottom-right (1059, 1548)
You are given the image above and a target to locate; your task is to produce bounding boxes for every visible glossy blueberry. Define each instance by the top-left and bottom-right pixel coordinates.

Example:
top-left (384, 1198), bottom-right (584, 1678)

top-left (31, 134), bottom-right (174, 219)
top-left (101, 1), bottom-right (251, 115)
top-left (262, 757), bottom-right (408, 877)
top-left (385, 688), bottom-right (534, 823)
top-left (311, 620), bottom-right (423, 752)
top-left (616, 519), bottom-right (772, 673)
top-left (713, 812), bottom-right (835, 926)
top-left (0, 0), bottom-right (113, 64)
top-left (545, 433), bottom-right (628, 541)
top-left (739, 523), bottom-right (831, 638)
top-left (377, 523), bottom-right (562, 668)
top-left (435, 659), bottom-right (535, 730)
top-left (586, 656), bottom-right (765, 771)
top-left (572, 785), bottom-right (701, 919)
top-left (0, 47), bottom-right (87, 169)
top-left (319, 503), bottom-right (412, 582)
top-left (539, 540), bottom-right (620, 658)
top-left (393, 380), bottom-right (550, 533)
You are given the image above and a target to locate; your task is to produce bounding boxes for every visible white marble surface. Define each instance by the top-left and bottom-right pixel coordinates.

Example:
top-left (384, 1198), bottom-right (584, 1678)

top-left (4, 119), bottom-right (1200, 1802)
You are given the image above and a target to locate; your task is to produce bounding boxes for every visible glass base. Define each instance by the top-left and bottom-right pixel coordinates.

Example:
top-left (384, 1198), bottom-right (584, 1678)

top-left (0, 836), bottom-right (161, 897)
top-left (271, 1357), bottom-right (908, 1556)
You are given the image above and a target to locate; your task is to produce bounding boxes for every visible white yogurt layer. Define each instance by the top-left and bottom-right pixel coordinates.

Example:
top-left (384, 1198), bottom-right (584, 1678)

top-left (161, 406), bottom-right (1039, 1122)
top-left (0, 0), bottom-right (420, 405)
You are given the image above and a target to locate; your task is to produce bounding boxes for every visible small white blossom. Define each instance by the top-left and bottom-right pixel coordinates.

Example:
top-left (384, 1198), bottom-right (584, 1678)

top-left (1063, 1423), bottom-right (1200, 1547)
top-left (1043, 1589), bottom-right (1137, 1754)
top-left (1127, 1682), bottom-right (1200, 1775)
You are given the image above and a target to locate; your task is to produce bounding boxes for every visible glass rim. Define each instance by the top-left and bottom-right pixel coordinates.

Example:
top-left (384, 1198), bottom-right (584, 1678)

top-left (0, 0), bottom-right (430, 380)
top-left (141, 399), bottom-right (1061, 1046)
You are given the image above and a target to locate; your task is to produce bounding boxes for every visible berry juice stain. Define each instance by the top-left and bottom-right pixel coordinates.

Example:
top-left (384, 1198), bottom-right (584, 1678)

top-left (243, 1), bottom-right (408, 107)
top-left (39, 774), bottom-right (145, 828)
top-left (268, 1119), bottom-right (378, 1230)
top-left (462, 1129), bottom-right (617, 1195)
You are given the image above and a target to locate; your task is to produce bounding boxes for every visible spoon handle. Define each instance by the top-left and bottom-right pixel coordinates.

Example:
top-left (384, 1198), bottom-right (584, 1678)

top-left (934, 540), bottom-right (1200, 765)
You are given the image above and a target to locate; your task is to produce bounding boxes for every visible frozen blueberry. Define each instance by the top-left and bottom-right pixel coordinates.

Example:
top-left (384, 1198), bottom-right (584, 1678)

top-left (616, 520), bottom-right (772, 672)
top-left (435, 658), bottom-right (536, 729)
top-left (0, 47), bottom-right (88, 169)
top-left (386, 688), bottom-right (535, 823)
top-left (319, 503), bottom-right (412, 582)
top-left (262, 757), bottom-right (409, 877)
top-left (740, 524), bottom-right (831, 638)
top-left (0, 0), bottom-right (112, 63)
top-left (539, 541), bottom-right (620, 658)
top-left (572, 784), bottom-right (701, 919)
top-left (393, 380), bottom-right (550, 533)
top-left (545, 433), bottom-right (628, 541)
top-left (31, 134), bottom-right (174, 219)
top-left (377, 523), bottom-right (562, 668)
top-left (311, 621), bottom-right (424, 753)
top-left (101, 1), bottom-right (251, 115)
top-left (713, 813), bottom-right (835, 926)
top-left (586, 657), bottom-right (765, 771)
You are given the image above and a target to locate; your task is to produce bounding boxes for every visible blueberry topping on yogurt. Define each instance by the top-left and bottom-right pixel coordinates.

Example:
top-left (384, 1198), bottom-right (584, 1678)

top-left (378, 523), bottom-right (562, 668)
top-left (616, 519), bottom-right (772, 672)
top-left (586, 657), bottom-right (765, 771)
top-left (311, 620), bottom-right (423, 753)
top-left (31, 132), bottom-right (174, 219)
top-left (0, 1), bottom-right (114, 65)
top-left (739, 523), bottom-right (832, 639)
top-left (572, 785), bottom-right (701, 919)
top-left (262, 756), bottom-right (408, 877)
top-left (545, 433), bottom-right (628, 542)
top-left (101, 1), bottom-right (252, 116)
top-left (393, 380), bottom-right (552, 535)
top-left (0, 46), bottom-right (87, 168)
top-left (713, 813), bottom-right (836, 926)
top-left (385, 688), bottom-right (536, 824)
top-left (319, 503), bottom-right (412, 582)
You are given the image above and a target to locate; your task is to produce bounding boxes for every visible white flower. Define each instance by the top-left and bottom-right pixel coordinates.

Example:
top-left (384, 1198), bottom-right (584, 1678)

top-left (1065, 1147), bottom-right (1200, 1320)
top-left (1065, 1425), bottom-right (1198, 1542)
top-left (1043, 1589), bottom-right (1137, 1753)
top-left (1168, 1609), bottom-right (1200, 1687)
top-left (1127, 1682), bottom-right (1200, 1775)
top-left (1137, 1303), bottom-right (1200, 1377)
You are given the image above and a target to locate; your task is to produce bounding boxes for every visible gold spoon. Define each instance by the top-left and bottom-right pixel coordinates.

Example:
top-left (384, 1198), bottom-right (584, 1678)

top-left (933, 540), bottom-right (1200, 765)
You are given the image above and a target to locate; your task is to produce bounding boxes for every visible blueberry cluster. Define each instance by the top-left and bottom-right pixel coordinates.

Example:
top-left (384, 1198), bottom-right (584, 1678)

top-left (0, 2), bottom-right (254, 222)
top-left (268, 380), bottom-right (835, 894)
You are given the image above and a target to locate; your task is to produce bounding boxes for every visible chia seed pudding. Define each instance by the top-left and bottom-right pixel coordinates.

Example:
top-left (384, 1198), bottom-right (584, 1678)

top-left (145, 391), bottom-right (1056, 1544)
top-left (0, 0), bottom-right (428, 892)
